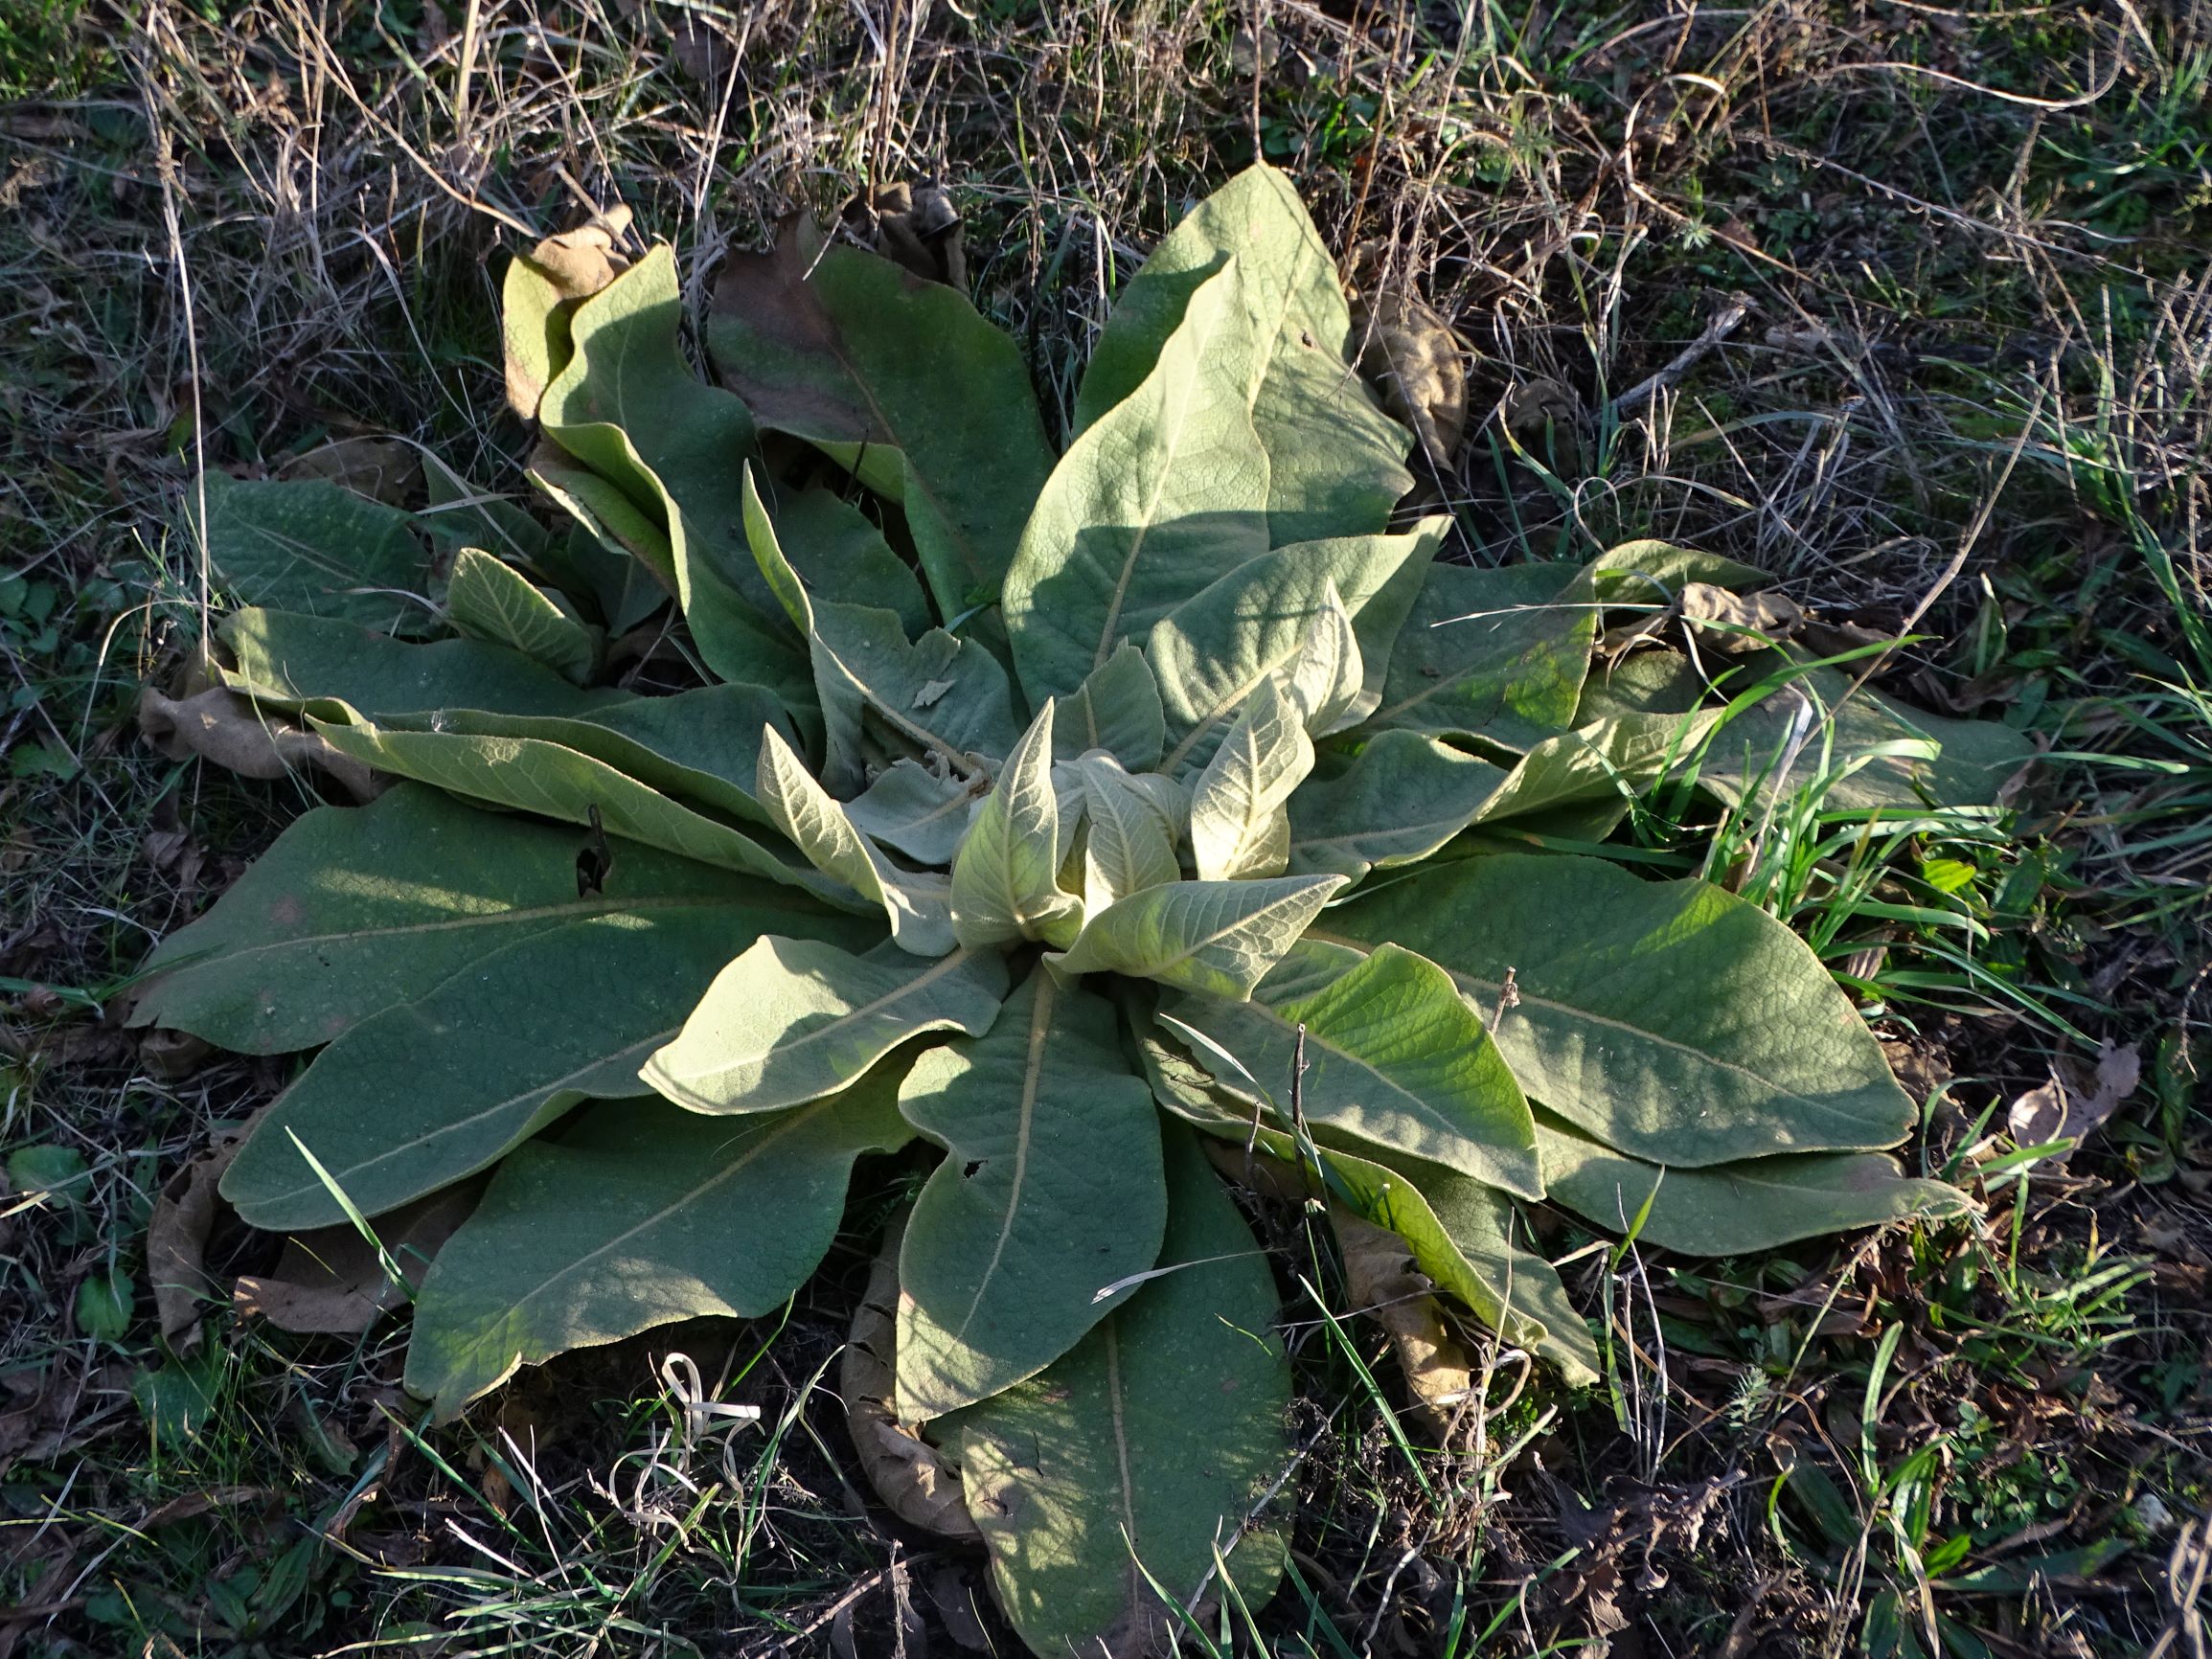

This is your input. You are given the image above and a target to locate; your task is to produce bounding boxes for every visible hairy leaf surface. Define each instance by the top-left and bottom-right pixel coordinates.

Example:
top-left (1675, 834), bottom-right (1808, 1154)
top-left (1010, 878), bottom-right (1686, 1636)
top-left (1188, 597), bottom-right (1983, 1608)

top-left (708, 227), bottom-right (1055, 625)
top-left (956, 1124), bottom-right (1289, 1655)
top-left (844, 760), bottom-right (979, 866)
top-left (1073, 162), bottom-right (1412, 544)
top-left (896, 971), bottom-right (1166, 1419)
top-left (1052, 643), bottom-right (1166, 771)
top-left (950, 704), bottom-right (1080, 948)
top-left (222, 899), bottom-right (868, 1229)
top-left (1534, 1112), bottom-right (1972, 1253)
top-left (408, 1078), bottom-right (913, 1418)
top-left (195, 471), bottom-right (433, 636)
top-left (1189, 677), bottom-right (1312, 880)
top-left (130, 788), bottom-right (823, 1052)
top-left (1365, 561), bottom-right (1594, 750)
top-left (1048, 874), bottom-right (1345, 998)
top-left (1003, 262), bottom-right (1272, 702)
top-left (644, 939), bottom-right (1008, 1115)
top-left (758, 726), bottom-right (956, 953)
top-left (1321, 855), bottom-right (1915, 1166)
top-left (1287, 731), bottom-right (1508, 882)
top-left (445, 548), bottom-right (597, 684)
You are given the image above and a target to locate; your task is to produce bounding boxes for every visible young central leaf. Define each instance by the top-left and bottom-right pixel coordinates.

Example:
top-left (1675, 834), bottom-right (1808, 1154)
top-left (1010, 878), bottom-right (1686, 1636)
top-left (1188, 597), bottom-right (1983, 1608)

top-left (894, 969), bottom-right (1167, 1420)
top-left (642, 938), bottom-right (1009, 1115)
top-left (1069, 753), bottom-right (1181, 911)
top-left (1168, 941), bottom-right (1542, 1197)
top-left (757, 725), bottom-right (955, 955)
top-left (1189, 676), bottom-right (1313, 881)
top-left (950, 703), bottom-right (1081, 949)
top-left (1046, 874), bottom-right (1345, 998)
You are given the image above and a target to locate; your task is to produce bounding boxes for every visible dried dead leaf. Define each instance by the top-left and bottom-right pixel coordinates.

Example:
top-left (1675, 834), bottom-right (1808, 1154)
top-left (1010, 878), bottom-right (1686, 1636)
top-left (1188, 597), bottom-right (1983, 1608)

top-left (1332, 1204), bottom-right (1475, 1443)
top-left (278, 437), bottom-right (422, 508)
top-left (527, 205), bottom-right (635, 301)
top-left (137, 1027), bottom-right (210, 1080)
top-left (2010, 1041), bottom-right (2141, 1155)
top-left (857, 180), bottom-right (967, 289)
top-left (139, 684), bottom-right (382, 803)
top-left (148, 1108), bottom-right (267, 1351)
top-left (841, 1215), bottom-right (981, 1540)
top-left (233, 1183), bottom-right (480, 1334)
top-left (1352, 291), bottom-right (1467, 469)
top-left (1677, 582), bottom-right (1806, 653)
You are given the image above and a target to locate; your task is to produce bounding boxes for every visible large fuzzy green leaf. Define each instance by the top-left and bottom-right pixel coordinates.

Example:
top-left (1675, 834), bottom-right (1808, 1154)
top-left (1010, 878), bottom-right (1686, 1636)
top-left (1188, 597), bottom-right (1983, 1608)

top-left (1188, 676), bottom-right (1313, 880)
top-left (1053, 643), bottom-right (1166, 772)
top-left (1534, 1112), bottom-right (1972, 1253)
top-left (1471, 708), bottom-right (1719, 830)
top-left (642, 939), bottom-right (1008, 1116)
top-left (1072, 162), bottom-right (1412, 544)
top-left (222, 893), bottom-right (870, 1230)
top-left (896, 970), bottom-right (1166, 1419)
top-left (1003, 261), bottom-right (1272, 704)
top-left (950, 704), bottom-right (1080, 948)
top-left (745, 468), bottom-right (1020, 792)
top-left (223, 607), bottom-right (627, 721)
top-left (1137, 1031), bottom-right (1596, 1379)
top-left (955, 1123), bottom-right (1289, 1655)
top-left (1319, 854), bottom-right (1915, 1166)
top-left (537, 246), bottom-right (810, 694)
top-left (194, 471), bottom-right (434, 636)
top-left (1288, 731), bottom-right (1508, 882)
top-left (707, 228), bottom-right (1055, 626)
top-left (129, 787), bottom-right (809, 1052)
top-left (1150, 521), bottom-right (1443, 776)
top-left (1069, 752), bottom-right (1182, 910)
top-left (312, 718), bottom-right (857, 906)
top-left (445, 548), bottom-right (597, 684)
top-left (1170, 942), bottom-right (1540, 1195)
top-left (1365, 560), bottom-right (1595, 751)
top-left (1048, 874), bottom-right (1346, 998)
top-left (757, 726), bottom-right (955, 954)
top-left (407, 1077), bottom-right (914, 1419)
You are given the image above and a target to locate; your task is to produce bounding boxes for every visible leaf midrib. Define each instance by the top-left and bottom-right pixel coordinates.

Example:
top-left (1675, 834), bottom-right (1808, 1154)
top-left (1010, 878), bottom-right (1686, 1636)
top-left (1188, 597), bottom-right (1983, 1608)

top-left (954, 973), bottom-right (1052, 1341)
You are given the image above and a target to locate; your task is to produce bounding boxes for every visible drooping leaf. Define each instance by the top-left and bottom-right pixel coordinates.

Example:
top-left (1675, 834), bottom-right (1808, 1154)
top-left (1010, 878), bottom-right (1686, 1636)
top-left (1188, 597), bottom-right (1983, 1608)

top-left (1585, 539), bottom-right (1772, 604)
top-left (1534, 1112), bottom-right (1973, 1253)
top-left (445, 547), bottom-right (597, 684)
top-left (222, 607), bottom-right (626, 722)
top-left (844, 760), bottom-right (980, 866)
top-left (194, 471), bottom-right (433, 635)
top-left (950, 703), bottom-right (1081, 949)
top-left (1319, 854), bottom-right (1916, 1166)
top-left (1003, 261), bottom-right (1272, 704)
top-left (643, 938), bottom-right (1009, 1116)
top-left (1189, 677), bottom-right (1313, 881)
top-left (769, 484), bottom-right (933, 640)
top-left (312, 718), bottom-right (859, 905)
top-left (744, 467), bottom-right (1021, 792)
top-left (1052, 642), bottom-right (1166, 772)
top-left (1287, 730), bottom-right (1508, 882)
top-left (222, 895), bottom-right (871, 1230)
top-left (1048, 874), bottom-right (1345, 998)
top-left (707, 225), bottom-right (1056, 627)
top-left (1072, 752), bottom-right (1182, 910)
top-left (955, 1122), bottom-right (1289, 1655)
top-left (1073, 162), bottom-right (1412, 545)
top-left (500, 249), bottom-right (573, 420)
top-left (1150, 521), bottom-right (1443, 776)
top-left (1171, 942), bottom-right (1540, 1194)
top-left (537, 245), bottom-right (811, 695)
top-left (895, 969), bottom-right (1167, 1419)
top-left (129, 787), bottom-right (808, 1052)
top-left (1364, 560), bottom-right (1595, 751)
top-left (407, 1077), bottom-right (914, 1419)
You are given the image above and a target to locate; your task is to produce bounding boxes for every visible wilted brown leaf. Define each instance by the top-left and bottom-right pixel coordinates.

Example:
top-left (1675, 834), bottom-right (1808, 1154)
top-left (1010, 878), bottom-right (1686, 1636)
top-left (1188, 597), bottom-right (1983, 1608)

top-left (527, 205), bottom-right (635, 301)
top-left (139, 683), bottom-right (382, 803)
top-left (1332, 1204), bottom-right (1475, 1443)
top-left (2009, 1040), bottom-right (2141, 1156)
top-left (147, 1107), bottom-right (266, 1351)
top-left (137, 1027), bottom-right (210, 1080)
top-left (857, 180), bottom-right (966, 289)
top-left (279, 437), bottom-right (422, 508)
top-left (1352, 290), bottom-right (1467, 469)
top-left (1677, 582), bottom-right (1806, 653)
top-left (841, 1216), bottom-right (980, 1540)
top-left (233, 1183), bottom-right (480, 1335)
